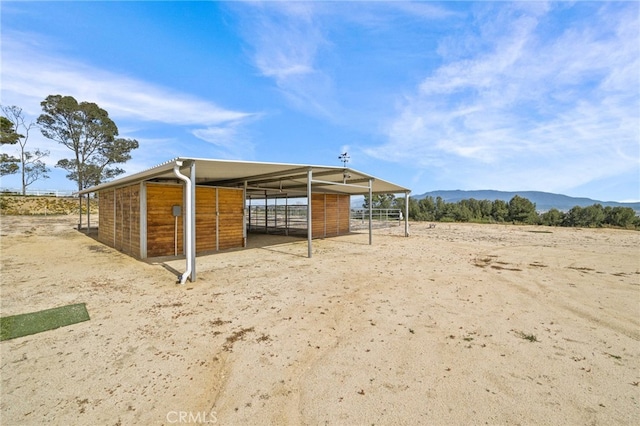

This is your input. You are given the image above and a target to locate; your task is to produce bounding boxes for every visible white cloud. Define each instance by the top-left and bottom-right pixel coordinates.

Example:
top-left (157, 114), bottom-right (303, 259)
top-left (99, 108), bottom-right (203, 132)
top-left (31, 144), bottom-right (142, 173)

top-left (367, 3), bottom-right (639, 194)
top-left (1, 33), bottom-right (256, 127)
top-left (389, 2), bottom-right (461, 20)
top-left (0, 31), bottom-right (261, 188)
top-left (231, 2), bottom-right (341, 118)
top-left (191, 123), bottom-right (255, 159)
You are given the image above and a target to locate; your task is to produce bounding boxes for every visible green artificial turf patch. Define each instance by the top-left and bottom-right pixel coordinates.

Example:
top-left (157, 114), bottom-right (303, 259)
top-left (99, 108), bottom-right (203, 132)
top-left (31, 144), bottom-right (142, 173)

top-left (1, 303), bottom-right (90, 341)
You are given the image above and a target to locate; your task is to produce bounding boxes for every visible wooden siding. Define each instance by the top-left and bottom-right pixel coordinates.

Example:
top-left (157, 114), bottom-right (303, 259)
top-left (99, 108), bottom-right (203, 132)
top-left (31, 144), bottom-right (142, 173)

top-left (325, 194), bottom-right (339, 236)
top-left (218, 188), bottom-right (244, 249)
top-left (146, 183), bottom-right (244, 257)
top-left (97, 184), bottom-right (141, 257)
top-left (98, 190), bottom-right (115, 247)
top-left (98, 181), bottom-right (350, 259)
top-left (338, 194), bottom-right (350, 234)
top-left (311, 193), bottom-right (325, 238)
top-left (311, 193), bottom-right (350, 238)
top-left (195, 186), bottom-right (216, 253)
top-left (146, 183), bottom-right (184, 258)
top-left (130, 186), bottom-right (141, 256)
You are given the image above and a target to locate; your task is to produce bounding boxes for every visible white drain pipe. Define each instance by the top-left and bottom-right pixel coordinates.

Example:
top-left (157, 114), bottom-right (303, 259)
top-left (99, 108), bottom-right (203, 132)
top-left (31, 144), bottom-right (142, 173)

top-left (173, 160), bottom-right (192, 284)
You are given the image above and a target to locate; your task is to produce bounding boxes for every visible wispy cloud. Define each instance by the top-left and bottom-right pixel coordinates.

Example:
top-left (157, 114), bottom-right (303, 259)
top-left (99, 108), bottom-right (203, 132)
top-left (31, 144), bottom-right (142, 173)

top-left (232, 2), bottom-right (338, 118)
top-left (0, 30), bottom-right (261, 186)
top-left (1, 32), bottom-right (256, 132)
top-left (191, 122), bottom-right (255, 160)
top-left (387, 1), bottom-right (462, 21)
top-left (367, 2), bottom-right (639, 194)
top-left (232, 1), bottom-right (458, 123)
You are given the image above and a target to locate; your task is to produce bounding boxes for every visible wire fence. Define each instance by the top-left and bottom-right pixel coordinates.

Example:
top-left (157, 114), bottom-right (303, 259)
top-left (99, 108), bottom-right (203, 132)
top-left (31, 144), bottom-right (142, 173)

top-left (247, 205), bottom-right (403, 234)
top-left (1, 188), bottom-right (77, 197)
top-left (350, 208), bottom-right (403, 229)
top-left (247, 204), bottom-right (308, 235)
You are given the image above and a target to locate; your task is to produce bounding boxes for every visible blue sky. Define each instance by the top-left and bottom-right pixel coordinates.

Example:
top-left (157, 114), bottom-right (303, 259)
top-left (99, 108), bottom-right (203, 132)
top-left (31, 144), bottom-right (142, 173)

top-left (1, 1), bottom-right (638, 202)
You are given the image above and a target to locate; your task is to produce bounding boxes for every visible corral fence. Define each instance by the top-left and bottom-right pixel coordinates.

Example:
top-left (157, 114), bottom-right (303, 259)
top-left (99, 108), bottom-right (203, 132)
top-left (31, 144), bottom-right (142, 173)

top-left (246, 204), bottom-right (403, 235)
top-left (350, 208), bottom-right (403, 230)
top-left (247, 204), bottom-right (308, 236)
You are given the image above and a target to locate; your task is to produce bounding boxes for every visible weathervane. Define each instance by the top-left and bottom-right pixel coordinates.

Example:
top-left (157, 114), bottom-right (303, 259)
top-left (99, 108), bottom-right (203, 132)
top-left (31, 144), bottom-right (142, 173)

top-left (338, 152), bottom-right (350, 167)
top-left (339, 152), bottom-right (351, 183)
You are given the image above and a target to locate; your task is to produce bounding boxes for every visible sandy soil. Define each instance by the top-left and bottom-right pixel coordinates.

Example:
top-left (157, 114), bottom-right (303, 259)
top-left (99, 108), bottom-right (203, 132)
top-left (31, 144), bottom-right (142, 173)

top-left (1, 215), bottom-right (639, 425)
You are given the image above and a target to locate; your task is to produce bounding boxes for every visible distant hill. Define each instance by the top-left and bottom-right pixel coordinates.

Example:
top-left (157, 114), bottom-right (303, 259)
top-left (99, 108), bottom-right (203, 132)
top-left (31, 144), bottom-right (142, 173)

top-left (413, 190), bottom-right (640, 213)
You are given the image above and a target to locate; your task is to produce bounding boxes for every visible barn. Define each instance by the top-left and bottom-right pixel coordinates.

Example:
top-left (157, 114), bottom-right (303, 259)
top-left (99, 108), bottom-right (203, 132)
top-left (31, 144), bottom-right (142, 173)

top-left (78, 158), bottom-right (410, 283)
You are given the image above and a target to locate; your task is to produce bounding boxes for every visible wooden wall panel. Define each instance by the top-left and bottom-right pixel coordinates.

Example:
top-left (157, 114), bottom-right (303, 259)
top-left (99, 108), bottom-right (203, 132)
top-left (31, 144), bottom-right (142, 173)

top-left (325, 194), bottom-right (338, 236)
top-left (146, 184), bottom-right (184, 258)
top-left (129, 185), bottom-right (141, 257)
top-left (218, 188), bottom-right (244, 250)
top-left (98, 190), bottom-right (115, 246)
top-left (115, 186), bottom-right (128, 252)
top-left (338, 194), bottom-right (350, 234)
top-left (311, 193), bottom-right (326, 238)
top-left (311, 193), bottom-right (351, 238)
top-left (196, 186), bottom-right (216, 253)
top-left (97, 184), bottom-right (141, 257)
top-left (145, 184), bottom-right (244, 257)
top-left (116, 185), bottom-right (141, 257)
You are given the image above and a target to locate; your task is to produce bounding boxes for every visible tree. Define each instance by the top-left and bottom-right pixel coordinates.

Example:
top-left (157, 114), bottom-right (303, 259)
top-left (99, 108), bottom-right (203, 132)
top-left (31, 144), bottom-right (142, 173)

top-left (417, 196), bottom-right (436, 221)
top-left (1, 106), bottom-right (50, 194)
top-left (0, 116), bottom-right (20, 176)
top-left (508, 195), bottom-right (538, 224)
top-left (363, 194), bottom-right (396, 209)
top-left (0, 153), bottom-right (19, 177)
top-left (1, 116), bottom-right (21, 145)
top-left (491, 199), bottom-right (509, 222)
top-left (564, 204), bottom-right (606, 228)
top-left (478, 199), bottom-right (493, 222)
top-left (604, 206), bottom-right (637, 228)
top-left (540, 208), bottom-right (564, 226)
top-left (435, 196), bottom-right (447, 221)
top-left (582, 204), bottom-right (605, 227)
top-left (563, 206), bottom-right (583, 227)
top-left (37, 95), bottom-right (139, 191)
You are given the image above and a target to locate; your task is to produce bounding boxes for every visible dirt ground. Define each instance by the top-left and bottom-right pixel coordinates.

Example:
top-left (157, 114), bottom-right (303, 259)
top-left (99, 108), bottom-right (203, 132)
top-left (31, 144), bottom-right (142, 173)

top-left (1, 215), bottom-right (638, 425)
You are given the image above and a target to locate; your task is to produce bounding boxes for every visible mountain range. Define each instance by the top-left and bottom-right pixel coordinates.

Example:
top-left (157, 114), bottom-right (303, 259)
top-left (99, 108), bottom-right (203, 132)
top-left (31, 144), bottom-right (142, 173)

top-left (413, 190), bottom-right (640, 213)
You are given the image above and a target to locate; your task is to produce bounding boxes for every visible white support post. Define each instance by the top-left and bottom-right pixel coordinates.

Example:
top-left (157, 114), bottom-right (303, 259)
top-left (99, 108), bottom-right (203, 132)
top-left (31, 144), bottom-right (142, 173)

top-left (243, 181), bottom-right (248, 247)
top-left (78, 195), bottom-right (83, 230)
top-left (140, 182), bottom-right (147, 259)
top-left (215, 188), bottom-right (219, 251)
top-left (368, 179), bottom-right (373, 245)
top-left (247, 195), bottom-right (252, 234)
top-left (307, 168), bottom-right (313, 258)
top-left (285, 195), bottom-right (289, 236)
top-left (113, 188), bottom-right (117, 247)
top-left (404, 191), bottom-right (410, 237)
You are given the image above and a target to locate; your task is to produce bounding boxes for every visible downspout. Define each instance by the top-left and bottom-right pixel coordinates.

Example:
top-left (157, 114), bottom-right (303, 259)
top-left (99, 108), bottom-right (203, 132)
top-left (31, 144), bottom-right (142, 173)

top-left (173, 160), bottom-right (192, 284)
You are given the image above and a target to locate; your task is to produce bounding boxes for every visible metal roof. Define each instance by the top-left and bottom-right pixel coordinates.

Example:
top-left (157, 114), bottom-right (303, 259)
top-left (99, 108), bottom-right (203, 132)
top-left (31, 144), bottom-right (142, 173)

top-left (79, 157), bottom-right (410, 197)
